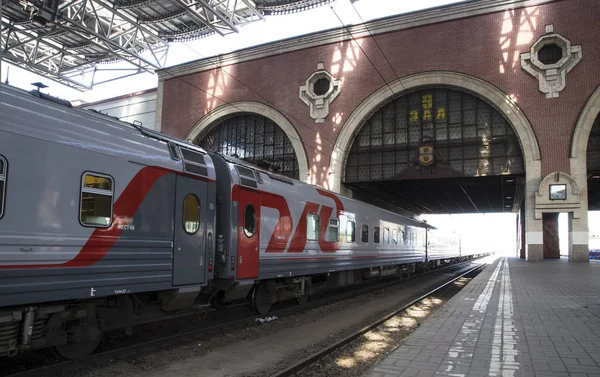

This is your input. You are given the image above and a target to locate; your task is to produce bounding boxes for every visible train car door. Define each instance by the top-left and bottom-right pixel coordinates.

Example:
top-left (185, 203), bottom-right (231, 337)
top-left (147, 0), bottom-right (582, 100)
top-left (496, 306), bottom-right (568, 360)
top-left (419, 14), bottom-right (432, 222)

top-left (237, 189), bottom-right (260, 279)
top-left (173, 176), bottom-right (208, 286)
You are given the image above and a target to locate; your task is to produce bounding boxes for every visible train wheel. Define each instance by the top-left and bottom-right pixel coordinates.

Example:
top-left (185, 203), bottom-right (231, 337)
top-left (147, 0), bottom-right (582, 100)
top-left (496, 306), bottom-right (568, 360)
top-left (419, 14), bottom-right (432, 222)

top-left (251, 283), bottom-right (272, 315)
top-left (295, 295), bottom-right (308, 305)
top-left (53, 320), bottom-right (102, 360)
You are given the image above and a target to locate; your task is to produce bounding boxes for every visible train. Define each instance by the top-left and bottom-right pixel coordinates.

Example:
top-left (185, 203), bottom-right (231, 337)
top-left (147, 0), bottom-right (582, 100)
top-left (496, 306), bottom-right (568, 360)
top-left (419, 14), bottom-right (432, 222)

top-left (0, 83), bottom-right (488, 359)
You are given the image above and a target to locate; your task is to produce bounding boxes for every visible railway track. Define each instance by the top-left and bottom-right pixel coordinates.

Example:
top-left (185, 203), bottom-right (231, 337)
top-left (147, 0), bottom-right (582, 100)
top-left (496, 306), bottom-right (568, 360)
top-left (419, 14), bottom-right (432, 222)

top-left (3, 260), bottom-right (483, 377)
top-left (269, 262), bottom-right (486, 377)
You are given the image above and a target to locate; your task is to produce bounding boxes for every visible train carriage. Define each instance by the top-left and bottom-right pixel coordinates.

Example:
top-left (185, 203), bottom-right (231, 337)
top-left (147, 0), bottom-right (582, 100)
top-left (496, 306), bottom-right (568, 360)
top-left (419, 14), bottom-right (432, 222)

top-left (0, 83), bottom-right (487, 359)
top-left (0, 84), bottom-right (218, 358)
top-left (208, 153), bottom-right (444, 313)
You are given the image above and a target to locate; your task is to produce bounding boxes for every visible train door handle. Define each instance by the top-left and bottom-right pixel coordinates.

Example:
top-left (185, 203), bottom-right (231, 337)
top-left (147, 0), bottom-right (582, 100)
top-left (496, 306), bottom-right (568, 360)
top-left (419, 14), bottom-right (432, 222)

top-left (199, 256), bottom-right (204, 266)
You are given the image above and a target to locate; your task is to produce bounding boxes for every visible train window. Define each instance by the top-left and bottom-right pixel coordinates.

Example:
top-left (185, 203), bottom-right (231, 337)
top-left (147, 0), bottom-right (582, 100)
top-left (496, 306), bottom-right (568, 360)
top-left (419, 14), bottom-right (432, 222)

top-left (326, 218), bottom-right (339, 242)
top-left (80, 173), bottom-right (114, 227)
top-left (243, 204), bottom-right (256, 237)
top-left (307, 214), bottom-right (320, 241)
top-left (182, 195), bottom-right (200, 234)
top-left (374, 226), bottom-right (380, 244)
top-left (346, 221), bottom-right (355, 242)
top-left (392, 229), bottom-right (398, 244)
top-left (361, 224), bottom-right (369, 243)
top-left (383, 228), bottom-right (390, 244)
top-left (0, 156), bottom-right (6, 219)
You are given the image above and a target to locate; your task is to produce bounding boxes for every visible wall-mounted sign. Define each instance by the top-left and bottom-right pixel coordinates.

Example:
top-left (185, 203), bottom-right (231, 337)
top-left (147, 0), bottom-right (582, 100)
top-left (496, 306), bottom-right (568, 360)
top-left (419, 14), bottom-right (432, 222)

top-left (549, 184), bottom-right (567, 200)
top-left (409, 94), bottom-right (446, 123)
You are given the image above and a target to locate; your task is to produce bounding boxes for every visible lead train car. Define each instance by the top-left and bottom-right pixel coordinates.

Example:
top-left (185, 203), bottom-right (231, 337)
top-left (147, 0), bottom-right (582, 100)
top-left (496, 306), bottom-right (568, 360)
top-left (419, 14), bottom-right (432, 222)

top-left (0, 84), bottom-right (484, 359)
top-left (0, 84), bottom-right (218, 358)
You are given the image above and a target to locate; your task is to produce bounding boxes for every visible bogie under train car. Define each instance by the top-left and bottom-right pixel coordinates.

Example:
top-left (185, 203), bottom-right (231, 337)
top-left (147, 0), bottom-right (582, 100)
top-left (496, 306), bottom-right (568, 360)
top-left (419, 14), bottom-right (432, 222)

top-left (0, 84), bottom-right (488, 359)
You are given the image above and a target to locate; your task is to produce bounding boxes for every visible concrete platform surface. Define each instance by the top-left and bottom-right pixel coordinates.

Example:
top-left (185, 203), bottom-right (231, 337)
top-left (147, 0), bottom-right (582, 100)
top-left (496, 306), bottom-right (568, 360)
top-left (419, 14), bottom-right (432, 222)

top-left (363, 256), bottom-right (600, 377)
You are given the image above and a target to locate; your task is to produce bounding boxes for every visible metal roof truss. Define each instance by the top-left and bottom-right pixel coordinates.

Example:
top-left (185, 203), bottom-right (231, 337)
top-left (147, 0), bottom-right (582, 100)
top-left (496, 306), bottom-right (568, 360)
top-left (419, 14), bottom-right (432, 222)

top-left (1, 0), bottom-right (265, 90)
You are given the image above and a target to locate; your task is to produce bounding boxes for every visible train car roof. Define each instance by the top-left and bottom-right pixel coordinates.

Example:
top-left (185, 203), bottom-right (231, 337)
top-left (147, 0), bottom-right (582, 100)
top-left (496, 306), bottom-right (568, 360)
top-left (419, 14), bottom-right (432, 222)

top-left (0, 83), bottom-right (209, 157)
top-left (211, 152), bottom-right (434, 229)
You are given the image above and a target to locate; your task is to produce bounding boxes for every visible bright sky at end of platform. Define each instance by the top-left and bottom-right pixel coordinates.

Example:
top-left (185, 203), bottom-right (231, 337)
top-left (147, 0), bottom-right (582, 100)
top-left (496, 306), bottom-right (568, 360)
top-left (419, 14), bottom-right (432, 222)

top-left (422, 212), bottom-right (600, 257)
top-left (0, 0), bottom-right (464, 104)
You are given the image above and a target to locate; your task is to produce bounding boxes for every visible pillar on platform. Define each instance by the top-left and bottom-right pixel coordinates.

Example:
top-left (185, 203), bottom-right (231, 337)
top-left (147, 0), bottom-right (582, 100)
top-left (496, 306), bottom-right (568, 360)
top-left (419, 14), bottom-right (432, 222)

top-left (568, 213), bottom-right (589, 262)
top-left (542, 213), bottom-right (560, 258)
top-left (526, 170), bottom-right (543, 262)
top-left (519, 202), bottom-right (526, 259)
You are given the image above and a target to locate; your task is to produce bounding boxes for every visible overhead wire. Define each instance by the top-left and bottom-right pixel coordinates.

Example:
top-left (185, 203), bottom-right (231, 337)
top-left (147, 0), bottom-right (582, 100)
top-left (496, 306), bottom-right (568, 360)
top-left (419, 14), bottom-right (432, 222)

top-left (347, 0), bottom-right (403, 84)
top-left (326, 1), bottom-right (401, 96)
top-left (142, 0), bottom-right (407, 179)
top-left (157, 36), bottom-right (341, 159)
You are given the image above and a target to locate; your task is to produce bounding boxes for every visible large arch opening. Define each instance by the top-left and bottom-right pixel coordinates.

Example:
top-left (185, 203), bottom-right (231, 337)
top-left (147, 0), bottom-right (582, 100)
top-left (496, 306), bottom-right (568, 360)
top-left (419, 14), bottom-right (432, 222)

top-left (587, 113), bottom-right (600, 210)
top-left (333, 72), bottom-right (543, 260)
top-left (186, 102), bottom-right (309, 181)
top-left (570, 86), bottom-right (600, 260)
top-left (195, 113), bottom-right (301, 179)
top-left (343, 87), bottom-right (525, 214)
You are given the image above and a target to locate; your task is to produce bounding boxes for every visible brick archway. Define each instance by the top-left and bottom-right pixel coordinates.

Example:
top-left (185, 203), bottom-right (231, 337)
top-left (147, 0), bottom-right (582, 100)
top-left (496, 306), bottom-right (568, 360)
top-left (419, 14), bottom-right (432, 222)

top-left (567, 85), bottom-right (600, 259)
top-left (571, 85), bottom-right (600, 163)
top-left (330, 71), bottom-right (544, 261)
top-left (186, 101), bottom-right (309, 182)
top-left (331, 71), bottom-right (541, 193)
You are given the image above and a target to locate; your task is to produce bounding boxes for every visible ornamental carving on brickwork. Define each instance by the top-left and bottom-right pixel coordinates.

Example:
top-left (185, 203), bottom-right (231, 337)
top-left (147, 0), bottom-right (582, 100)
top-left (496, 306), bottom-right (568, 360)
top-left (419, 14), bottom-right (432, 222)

top-left (520, 24), bottom-right (582, 99)
top-left (299, 63), bottom-right (341, 123)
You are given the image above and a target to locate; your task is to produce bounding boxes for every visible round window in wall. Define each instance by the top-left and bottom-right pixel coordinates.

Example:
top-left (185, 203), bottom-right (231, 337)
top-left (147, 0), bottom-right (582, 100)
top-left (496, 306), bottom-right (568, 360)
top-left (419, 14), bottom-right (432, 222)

top-left (538, 43), bottom-right (563, 65)
top-left (183, 194), bottom-right (200, 234)
top-left (244, 204), bottom-right (256, 237)
top-left (313, 78), bottom-right (331, 96)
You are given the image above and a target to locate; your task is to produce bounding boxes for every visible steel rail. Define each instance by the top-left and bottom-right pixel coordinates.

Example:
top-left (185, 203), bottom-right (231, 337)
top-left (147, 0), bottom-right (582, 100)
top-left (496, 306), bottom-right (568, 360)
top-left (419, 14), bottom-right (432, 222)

top-left (269, 262), bottom-right (487, 377)
top-left (6, 259), bottom-right (484, 377)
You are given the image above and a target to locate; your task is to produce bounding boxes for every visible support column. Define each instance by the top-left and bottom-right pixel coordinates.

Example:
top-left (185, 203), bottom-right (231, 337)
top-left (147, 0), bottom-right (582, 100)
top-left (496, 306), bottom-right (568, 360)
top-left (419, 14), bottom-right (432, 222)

top-left (542, 213), bottom-right (560, 258)
top-left (526, 167), bottom-right (543, 262)
top-left (568, 213), bottom-right (589, 262)
top-left (519, 202), bottom-right (526, 258)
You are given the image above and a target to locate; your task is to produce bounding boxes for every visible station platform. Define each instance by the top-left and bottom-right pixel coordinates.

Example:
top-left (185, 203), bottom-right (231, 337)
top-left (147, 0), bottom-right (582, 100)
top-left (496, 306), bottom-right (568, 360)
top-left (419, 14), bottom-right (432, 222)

top-left (363, 256), bottom-right (600, 377)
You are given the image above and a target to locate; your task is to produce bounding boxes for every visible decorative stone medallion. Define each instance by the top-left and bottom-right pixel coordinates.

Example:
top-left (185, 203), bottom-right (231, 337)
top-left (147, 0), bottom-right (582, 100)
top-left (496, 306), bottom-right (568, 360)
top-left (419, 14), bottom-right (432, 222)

top-left (299, 63), bottom-right (341, 123)
top-left (520, 24), bottom-right (582, 98)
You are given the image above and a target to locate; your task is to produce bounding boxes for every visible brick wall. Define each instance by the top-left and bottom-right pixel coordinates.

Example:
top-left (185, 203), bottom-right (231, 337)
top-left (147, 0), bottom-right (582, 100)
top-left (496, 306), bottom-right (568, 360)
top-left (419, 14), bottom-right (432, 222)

top-left (160, 0), bottom-right (600, 184)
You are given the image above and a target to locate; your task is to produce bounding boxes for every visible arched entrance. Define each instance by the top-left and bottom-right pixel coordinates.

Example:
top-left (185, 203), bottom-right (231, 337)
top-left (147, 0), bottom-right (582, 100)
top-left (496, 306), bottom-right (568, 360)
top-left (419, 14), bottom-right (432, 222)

top-left (569, 85), bottom-right (600, 262)
top-left (588, 114), bottom-right (600, 210)
top-left (331, 71), bottom-right (542, 261)
top-left (344, 87), bottom-right (524, 214)
top-left (186, 102), bottom-right (309, 181)
top-left (586, 98), bottom-right (600, 211)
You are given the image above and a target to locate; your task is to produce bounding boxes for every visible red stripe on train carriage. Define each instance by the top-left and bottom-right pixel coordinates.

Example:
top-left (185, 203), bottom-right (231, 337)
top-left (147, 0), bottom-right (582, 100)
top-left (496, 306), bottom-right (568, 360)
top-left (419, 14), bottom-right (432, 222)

top-left (0, 166), bottom-right (211, 269)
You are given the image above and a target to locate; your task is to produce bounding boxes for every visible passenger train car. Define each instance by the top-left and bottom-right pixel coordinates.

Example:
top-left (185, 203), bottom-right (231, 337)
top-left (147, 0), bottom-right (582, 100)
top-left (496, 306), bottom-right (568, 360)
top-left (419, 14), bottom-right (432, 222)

top-left (0, 84), bottom-right (486, 359)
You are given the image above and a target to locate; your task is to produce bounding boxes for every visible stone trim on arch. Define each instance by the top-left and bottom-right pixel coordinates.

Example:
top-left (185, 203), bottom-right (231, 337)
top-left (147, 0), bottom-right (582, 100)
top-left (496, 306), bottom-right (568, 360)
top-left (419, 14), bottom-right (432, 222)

top-left (566, 85), bottom-right (599, 261)
top-left (329, 71), bottom-right (541, 193)
top-left (186, 101), bottom-right (309, 183)
top-left (571, 85), bottom-right (600, 160)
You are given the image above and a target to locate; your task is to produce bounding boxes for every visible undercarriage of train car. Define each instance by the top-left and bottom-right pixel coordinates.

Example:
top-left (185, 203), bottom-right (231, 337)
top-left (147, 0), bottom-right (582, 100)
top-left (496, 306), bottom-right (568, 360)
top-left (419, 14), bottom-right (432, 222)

top-left (0, 287), bottom-right (215, 359)
top-left (217, 253), bottom-right (486, 315)
top-left (0, 253), bottom-right (486, 359)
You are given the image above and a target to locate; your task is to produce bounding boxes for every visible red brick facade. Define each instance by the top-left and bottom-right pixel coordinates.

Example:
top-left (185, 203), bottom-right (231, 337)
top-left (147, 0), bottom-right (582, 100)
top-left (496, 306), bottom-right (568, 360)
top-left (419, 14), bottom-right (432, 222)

top-left (160, 0), bottom-right (599, 180)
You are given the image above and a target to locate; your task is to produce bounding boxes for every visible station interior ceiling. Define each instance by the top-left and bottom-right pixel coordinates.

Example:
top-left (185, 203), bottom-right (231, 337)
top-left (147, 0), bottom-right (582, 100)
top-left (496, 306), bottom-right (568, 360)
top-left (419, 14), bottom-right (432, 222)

top-left (346, 175), bottom-right (525, 215)
top-left (348, 173), bottom-right (600, 215)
